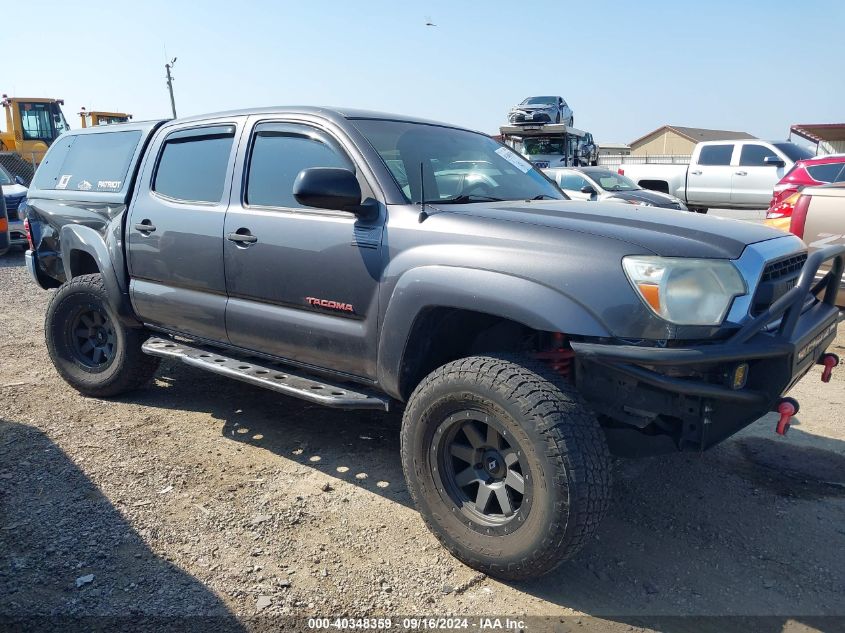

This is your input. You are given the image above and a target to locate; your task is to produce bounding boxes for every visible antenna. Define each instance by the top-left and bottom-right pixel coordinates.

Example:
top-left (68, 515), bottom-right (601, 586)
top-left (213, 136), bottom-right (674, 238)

top-left (418, 161), bottom-right (428, 223)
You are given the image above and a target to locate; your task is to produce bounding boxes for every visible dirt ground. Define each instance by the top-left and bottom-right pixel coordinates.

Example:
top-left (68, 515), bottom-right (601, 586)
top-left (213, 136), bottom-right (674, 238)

top-left (1, 249), bottom-right (844, 633)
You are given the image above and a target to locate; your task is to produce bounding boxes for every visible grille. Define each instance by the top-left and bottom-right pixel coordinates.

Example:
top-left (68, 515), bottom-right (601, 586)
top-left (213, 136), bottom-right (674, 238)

top-left (751, 253), bottom-right (807, 315)
top-left (760, 253), bottom-right (807, 283)
top-left (4, 194), bottom-right (24, 221)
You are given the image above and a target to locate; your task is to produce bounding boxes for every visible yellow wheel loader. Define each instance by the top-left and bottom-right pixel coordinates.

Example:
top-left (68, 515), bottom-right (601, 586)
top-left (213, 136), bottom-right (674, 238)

top-left (0, 95), bottom-right (71, 184)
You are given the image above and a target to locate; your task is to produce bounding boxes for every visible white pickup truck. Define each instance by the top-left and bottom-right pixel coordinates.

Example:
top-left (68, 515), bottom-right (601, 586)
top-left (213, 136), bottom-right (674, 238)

top-left (618, 140), bottom-right (814, 213)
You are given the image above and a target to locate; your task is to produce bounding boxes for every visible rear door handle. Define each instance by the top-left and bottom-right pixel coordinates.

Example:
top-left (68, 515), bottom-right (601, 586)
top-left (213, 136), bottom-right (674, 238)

top-left (227, 230), bottom-right (258, 245)
top-left (134, 220), bottom-right (156, 233)
top-left (690, 170), bottom-right (702, 175)
top-left (735, 171), bottom-right (747, 176)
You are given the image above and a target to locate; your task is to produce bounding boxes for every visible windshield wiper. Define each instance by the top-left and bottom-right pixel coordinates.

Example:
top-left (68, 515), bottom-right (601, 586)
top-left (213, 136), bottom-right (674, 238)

top-left (529, 194), bottom-right (558, 200)
top-left (425, 194), bottom-right (505, 204)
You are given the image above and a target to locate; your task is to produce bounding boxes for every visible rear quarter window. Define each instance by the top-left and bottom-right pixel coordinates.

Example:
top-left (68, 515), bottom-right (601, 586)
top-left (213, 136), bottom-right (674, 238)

top-left (807, 163), bottom-right (845, 183)
top-left (31, 130), bottom-right (142, 192)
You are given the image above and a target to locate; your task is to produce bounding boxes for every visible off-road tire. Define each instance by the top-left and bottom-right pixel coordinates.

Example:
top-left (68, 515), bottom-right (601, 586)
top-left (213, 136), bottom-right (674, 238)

top-left (45, 274), bottom-right (159, 397)
top-left (401, 354), bottom-right (611, 580)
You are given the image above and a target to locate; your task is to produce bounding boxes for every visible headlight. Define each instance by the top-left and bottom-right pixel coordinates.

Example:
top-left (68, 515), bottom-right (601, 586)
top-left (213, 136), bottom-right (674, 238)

top-left (622, 256), bottom-right (746, 325)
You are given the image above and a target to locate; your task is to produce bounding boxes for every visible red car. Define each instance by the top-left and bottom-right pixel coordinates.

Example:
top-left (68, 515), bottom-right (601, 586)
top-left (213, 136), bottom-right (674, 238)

top-left (765, 154), bottom-right (845, 230)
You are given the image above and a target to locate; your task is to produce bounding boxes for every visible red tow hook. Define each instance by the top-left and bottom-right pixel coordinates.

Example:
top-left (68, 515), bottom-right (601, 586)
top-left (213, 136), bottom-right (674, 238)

top-left (775, 397), bottom-right (799, 436)
top-left (820, 353), bottom-right (839, 383)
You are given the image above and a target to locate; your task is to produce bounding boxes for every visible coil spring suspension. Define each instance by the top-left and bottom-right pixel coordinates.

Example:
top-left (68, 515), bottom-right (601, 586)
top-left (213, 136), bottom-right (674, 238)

top-left (530, 333), bottom-right (575, 380)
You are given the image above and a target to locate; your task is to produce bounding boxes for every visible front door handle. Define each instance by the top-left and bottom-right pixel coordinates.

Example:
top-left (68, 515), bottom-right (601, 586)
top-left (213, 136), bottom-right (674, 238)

top-left (134, 220), bottom-right (156, 233)
top-left (690, 170), bottom-right (702, 175)
top-left (735, 171), bottom-right (747, 176)
top-left (227, 229), bottom-right (258, 245)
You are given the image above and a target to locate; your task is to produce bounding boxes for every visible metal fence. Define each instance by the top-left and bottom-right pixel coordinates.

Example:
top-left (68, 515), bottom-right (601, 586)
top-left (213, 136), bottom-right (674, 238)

top-left (597, 154), bottom-right (690, 166)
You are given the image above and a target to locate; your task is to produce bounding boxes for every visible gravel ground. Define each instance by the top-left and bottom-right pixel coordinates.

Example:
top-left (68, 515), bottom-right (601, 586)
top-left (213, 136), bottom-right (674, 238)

top-left (1, 249), bottom-right (844, 632)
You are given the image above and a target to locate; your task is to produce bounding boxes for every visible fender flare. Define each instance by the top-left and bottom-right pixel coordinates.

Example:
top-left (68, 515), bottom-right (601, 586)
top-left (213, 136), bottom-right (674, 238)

top-left (59, 224), bottom-right (141, 327)
top-left (376, 265), bottom-right (610, 400)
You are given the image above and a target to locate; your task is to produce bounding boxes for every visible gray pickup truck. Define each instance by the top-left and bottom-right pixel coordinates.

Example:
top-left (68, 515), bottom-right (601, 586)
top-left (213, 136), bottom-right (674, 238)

top-left (23, 107), bottom-right (844, 580)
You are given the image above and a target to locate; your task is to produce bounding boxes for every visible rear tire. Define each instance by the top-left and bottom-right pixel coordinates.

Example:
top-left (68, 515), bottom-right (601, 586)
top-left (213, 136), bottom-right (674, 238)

top-left (45, 273), bottom-right (160, 397)
top-left (401, 354), bottom-right (611, 580)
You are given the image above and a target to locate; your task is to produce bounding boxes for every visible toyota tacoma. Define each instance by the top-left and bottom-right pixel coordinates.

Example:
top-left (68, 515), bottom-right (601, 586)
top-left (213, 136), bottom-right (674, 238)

top-left (23, 107), bottom-right (843, 580)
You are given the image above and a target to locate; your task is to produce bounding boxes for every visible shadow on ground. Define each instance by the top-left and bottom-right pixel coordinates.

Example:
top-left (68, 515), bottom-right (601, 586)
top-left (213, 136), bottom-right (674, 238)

top-left (0, 418), bottom-right (244, 632)
top-left (127, 361), bottom-right (845, 630)
top-left (0, 249), bottom-right (25, 269)
top-left (126, 361), bottom-right (412, 508)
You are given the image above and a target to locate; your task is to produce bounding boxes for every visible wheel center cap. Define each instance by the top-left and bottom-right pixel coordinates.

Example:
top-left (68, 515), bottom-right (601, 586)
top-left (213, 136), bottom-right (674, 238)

top-left (482, 450), bottom-right (506, 478)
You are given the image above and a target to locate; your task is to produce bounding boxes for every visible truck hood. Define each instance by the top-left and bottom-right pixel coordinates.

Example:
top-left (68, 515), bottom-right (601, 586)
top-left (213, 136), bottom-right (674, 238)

top-left (440, 199), bottom-right (791, 259)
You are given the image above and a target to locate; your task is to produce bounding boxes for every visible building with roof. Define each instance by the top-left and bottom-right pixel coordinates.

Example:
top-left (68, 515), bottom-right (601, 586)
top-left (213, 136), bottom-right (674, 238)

top-left (628, 125), bottom-right (756, 156)
top-left (789, 123), bottom-right (845, 156)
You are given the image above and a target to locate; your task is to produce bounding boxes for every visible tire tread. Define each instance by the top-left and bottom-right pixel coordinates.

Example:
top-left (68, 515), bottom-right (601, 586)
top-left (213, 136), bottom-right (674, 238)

top-left (401, 353), bottom-right (611, 580)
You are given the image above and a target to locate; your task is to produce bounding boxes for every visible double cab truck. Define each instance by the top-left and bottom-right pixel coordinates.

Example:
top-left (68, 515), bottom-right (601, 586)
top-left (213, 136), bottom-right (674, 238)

top-left (619, 140), bottom-right (815, 214)
top-left (23, 107), bottom-right (844, 580)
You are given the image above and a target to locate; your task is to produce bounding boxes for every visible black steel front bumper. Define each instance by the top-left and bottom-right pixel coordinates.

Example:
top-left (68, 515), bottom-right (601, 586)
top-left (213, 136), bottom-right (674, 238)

top-left (572, 245), bottom-right (844, 455)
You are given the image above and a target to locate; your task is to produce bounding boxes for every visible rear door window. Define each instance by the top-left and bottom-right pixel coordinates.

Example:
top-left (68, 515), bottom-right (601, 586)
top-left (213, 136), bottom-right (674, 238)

top-left (697, 144), bottom-right (734, 166)
top-left (153, 126), bottom-right (235, 203)
top-left (31, 130), bottom-right (142, 192)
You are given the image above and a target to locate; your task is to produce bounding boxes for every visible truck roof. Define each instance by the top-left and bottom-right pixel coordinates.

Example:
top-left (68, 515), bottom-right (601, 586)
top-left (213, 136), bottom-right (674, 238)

top-left (167, 106), bottom-right (474, 131)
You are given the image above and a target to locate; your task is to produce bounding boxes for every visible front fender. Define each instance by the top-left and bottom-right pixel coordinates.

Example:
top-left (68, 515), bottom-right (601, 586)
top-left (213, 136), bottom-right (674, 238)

top-left (59, 224), bottom-right (140, 327)
top-left (376, 265), bottom-right (610, 399)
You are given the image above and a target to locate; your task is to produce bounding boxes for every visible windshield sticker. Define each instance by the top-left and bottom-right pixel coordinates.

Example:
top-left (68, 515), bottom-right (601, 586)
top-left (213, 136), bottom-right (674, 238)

top-left (97, 180), bottom-right (122, 190)
top-left (495, 146), bottom-right (532, 173)
top-left (56, 174), bottom-right (71, 189)
top-left (78, 180), bottom-right (93, 191)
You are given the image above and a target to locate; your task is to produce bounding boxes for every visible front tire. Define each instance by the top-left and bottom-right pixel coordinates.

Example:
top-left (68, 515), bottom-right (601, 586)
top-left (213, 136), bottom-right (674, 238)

top-left (45, 274), bottom-right (160, 397)
top-left (401, 355), bottom-right (611, 580)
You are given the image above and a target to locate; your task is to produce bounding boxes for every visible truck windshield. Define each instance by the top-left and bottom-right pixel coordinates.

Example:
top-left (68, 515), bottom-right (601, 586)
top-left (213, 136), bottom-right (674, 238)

top-left (0, 166), bottom-right (12, 185)
top-left (773, 143), bottom-right (814, 162)
top-left (523, 138), bottom-right (565, 155)
top-left (353, 119), bottom-right (564, 204)
top-left (18, 101), bottom-right (69, 144)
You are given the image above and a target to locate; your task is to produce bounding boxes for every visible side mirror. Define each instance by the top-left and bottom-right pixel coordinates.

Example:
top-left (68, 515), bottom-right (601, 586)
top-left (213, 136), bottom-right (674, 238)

top-left (14, 175), bottom-right (25, 186)
top-left (293, 167), bottom-right (362, 212)
top-left (763, 155), bottom-right (785, 167)
top-left (580, 185), bottom-right (597, 195)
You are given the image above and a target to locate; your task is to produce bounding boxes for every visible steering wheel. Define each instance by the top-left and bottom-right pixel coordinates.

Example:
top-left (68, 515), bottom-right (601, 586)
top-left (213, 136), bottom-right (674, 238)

top-left (459, 173), bottom-right (497, 196)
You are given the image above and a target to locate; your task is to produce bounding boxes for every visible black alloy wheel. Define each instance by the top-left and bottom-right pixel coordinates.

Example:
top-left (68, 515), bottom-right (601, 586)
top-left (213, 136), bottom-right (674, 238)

top-left (433, 411), bottom-right (531, 531)
top-left (69, 306), bottom-right (116, 369)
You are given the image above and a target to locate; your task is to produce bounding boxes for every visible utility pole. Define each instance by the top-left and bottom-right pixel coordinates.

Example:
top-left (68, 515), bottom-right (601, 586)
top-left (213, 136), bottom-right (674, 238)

top-left (165, 57), bottom-right (178, 119)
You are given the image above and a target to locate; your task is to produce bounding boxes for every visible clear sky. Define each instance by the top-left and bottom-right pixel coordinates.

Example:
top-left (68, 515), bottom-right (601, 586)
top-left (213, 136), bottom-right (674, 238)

top-left (4, 0), bottom-right (843, 144)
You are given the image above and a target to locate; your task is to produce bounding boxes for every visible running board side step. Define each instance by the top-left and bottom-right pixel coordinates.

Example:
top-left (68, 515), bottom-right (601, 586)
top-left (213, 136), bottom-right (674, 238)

top-left (142, 337), bottom-right (389, 411)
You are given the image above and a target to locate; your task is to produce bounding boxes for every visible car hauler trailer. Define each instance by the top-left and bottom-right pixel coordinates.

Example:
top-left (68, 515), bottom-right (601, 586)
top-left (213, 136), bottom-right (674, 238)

top-left (499, 123), bottom-right (596, 168)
